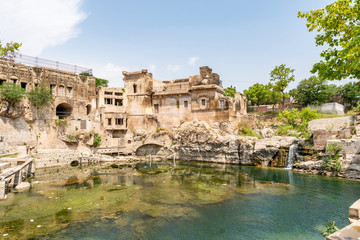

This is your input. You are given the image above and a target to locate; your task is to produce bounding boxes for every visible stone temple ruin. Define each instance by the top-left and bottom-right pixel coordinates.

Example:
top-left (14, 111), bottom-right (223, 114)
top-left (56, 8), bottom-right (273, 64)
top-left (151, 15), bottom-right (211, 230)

top-left (0, 57), bottom-right (247, 162)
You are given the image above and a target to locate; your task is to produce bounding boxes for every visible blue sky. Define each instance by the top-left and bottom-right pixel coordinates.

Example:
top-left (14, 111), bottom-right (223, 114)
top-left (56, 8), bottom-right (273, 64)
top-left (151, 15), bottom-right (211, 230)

top-left (0, 0), bottom-right (337, 91)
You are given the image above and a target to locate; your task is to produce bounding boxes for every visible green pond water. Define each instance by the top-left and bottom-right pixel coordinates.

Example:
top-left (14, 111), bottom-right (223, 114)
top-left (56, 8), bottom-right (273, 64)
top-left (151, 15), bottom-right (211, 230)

top-left (0, 161), bottom-right (359, 240)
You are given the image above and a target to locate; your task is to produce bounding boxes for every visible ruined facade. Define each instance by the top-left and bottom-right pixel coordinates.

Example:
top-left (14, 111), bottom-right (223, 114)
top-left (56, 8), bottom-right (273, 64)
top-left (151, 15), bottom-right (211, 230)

top-left (0, 58), bottom-right (246, 155)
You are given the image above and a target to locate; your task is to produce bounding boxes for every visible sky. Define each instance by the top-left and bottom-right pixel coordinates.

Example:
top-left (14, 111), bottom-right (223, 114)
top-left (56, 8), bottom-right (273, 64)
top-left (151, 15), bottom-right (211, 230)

top-left (0, 0), bottom-right (340, 91)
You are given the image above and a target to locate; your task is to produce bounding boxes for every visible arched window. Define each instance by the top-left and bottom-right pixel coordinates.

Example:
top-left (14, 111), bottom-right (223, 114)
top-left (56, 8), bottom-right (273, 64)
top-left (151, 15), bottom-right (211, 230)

top-left (56, 103), bottom-right (72, 119)
top-left (133, 84), bottom-right (137, 93)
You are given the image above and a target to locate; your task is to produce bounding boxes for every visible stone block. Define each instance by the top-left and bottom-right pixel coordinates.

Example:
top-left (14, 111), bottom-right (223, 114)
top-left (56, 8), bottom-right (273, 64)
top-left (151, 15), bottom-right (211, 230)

top-left (338, 128), bottom-right (352, 139)
top-left (312, 129), bottom-right (331, 151)
top-left (349, 199), bottom-right (360, 222)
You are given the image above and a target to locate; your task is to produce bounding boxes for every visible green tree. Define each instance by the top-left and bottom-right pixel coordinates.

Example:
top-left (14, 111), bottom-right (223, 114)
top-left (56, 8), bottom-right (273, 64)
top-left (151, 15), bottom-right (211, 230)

top-left (224, 86), bottom-right (236, 97)
top-left (244, 83), bottom-right (271, 106)
top-left (340, 82), bottom-right (360, 108)
top-left (270, 64), bottom-right (295, 106)
top-left (0, 41), bottom-right (22, 59)
top-left (0, 82), bottom-right (25, 107)
top-left (277, 108), bottom-right (301, 127)
top-left (95, 77), bottom-right (109, 87)
top-left (28, 83), bottom-right (54, 107)
top-left (291, 76), bottom-right (339, 106)
top-left (298, 0), bottom-right (360, 80)
top-left (79, 72), bottom-right (109, 87)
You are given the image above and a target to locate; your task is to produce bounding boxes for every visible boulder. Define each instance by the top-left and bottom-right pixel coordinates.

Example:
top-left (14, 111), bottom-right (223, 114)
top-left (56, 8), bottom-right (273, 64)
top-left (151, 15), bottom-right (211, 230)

top-left (15, 182), bottom-right (30, 191)
top-left (312, 129), bottom-right (331, 151)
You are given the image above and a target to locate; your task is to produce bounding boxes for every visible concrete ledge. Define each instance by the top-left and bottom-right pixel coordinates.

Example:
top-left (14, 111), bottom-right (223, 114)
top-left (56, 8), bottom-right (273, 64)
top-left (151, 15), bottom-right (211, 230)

top-left (327, 219), bottom-right (360, 239)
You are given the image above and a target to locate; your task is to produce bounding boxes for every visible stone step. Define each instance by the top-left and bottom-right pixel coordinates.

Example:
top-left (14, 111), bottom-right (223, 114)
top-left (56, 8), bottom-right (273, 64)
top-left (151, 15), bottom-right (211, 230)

top-left (1, 166), bottom-right (20, 176)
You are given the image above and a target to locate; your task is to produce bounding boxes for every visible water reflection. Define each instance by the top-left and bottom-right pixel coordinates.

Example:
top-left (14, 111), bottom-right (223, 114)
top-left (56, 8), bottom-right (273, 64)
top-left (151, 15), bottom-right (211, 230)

top-left (0, 161), bottom-right (359, 240)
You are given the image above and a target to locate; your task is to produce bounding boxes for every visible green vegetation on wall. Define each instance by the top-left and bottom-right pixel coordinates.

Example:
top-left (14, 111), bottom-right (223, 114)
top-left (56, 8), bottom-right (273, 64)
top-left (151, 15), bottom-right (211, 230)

top-left (323, 143), bottom-right (343, 173)
top-left (0, 82), bottom-right (25, 106)
top-left (93, 133), bottom-right (101, 147)
top-left (28, 83), bottom-right (54, 107)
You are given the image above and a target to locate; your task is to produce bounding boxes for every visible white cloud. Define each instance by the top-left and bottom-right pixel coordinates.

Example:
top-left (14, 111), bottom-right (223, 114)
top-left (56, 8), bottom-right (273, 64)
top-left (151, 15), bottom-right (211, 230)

top-left (148, 64), bottom-right (156, 73)
top-left (167, 64), bottom-right (182, 72)
top-left (0, 0), bottom-right (87, 56)
top-left (188, 57), bottom-right (200, 66)
top-left (93, 63), bottom-right (128, 87)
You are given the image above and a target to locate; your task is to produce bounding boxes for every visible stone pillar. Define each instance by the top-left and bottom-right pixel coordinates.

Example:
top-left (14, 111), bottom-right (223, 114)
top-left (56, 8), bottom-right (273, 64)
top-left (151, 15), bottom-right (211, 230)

top-left (349, 199), bottom-right (360, 224)
top-left (13, 171), bottom-right (21, 187)
top-left (0, 180), bottom-right (6, 199)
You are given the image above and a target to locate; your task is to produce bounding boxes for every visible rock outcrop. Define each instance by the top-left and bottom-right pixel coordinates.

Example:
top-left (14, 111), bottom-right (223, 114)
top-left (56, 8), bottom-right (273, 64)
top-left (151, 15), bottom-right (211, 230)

top-left (139, 121), bottom-right (297, 167)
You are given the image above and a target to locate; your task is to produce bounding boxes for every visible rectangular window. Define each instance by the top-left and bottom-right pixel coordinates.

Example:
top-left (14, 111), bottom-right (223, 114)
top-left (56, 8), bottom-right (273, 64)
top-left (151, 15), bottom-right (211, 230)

top-left (184, 101), bottom-right (188, 108)
top-left (220, 100), bottom-right (225, 108)
top-left (67, 87), bottom-right (73, 97)
top-left (115, 92), bottom-right (123, 96)
top-left (58, 86), bottom-right (65, 96)
top-left (107, 118), bottom-right (112, 125)
top-left (154, 104), bottom-right (159, 113)
top-left (12, 79), bottom-right (17, 84)
top-left (104, 91), bottom-right (113, 95)
top-left (105, 98), bottom-right (113, 105)
top-left (50, 84), bottom-right (56, 95)
top-left (201, 99), bottom-right (206, 106)
top-left (114, 99), bottom-right (123, 106)
top-left (20, 82), bottom-right (27, 90)
top-left (115, 118), bottom-right (124, 125)
top-left (133, 85), bottom-right (137, 93)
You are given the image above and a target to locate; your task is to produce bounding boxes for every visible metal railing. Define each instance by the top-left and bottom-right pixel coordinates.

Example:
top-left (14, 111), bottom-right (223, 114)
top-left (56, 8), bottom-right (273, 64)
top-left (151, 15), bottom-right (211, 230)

top-left (14, 54), bottom-right (92, 75)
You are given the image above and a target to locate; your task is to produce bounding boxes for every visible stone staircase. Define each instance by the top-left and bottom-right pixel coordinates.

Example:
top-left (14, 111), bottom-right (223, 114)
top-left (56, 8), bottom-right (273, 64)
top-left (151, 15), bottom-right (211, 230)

top-left (0, 151), bottom-right (35, 199)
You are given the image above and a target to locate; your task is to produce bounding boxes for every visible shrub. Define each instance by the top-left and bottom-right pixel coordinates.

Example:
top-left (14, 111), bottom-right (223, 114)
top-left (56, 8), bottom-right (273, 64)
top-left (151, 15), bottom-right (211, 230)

top-left (93, 133), bottom-right (101, 147)
top-left (323, 143), bottom-right (343, 173)
top-left (0, 82), bottom-right (25, 106)
top-left (28, 83), bottom-right (53, 107)
top-left (237, 122), bottom-right (261, 138)
top-left (321, 221), bottom-right (339, 237)
top-left (276, 125), bottom-right (294, 136)
top-left (276, 108), bottom-right (319, 138)
top-left (300, 107), bottom-right (320, 123)
top-left (277, 108), bottom-right (301, 127)
top-left (55, 119), bottom-right (68, 128)
top-left (353, 102), bottom-right (360, 113)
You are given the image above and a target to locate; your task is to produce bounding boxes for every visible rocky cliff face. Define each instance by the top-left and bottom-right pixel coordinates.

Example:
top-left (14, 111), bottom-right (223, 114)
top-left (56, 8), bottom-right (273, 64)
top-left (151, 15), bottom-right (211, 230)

top-left (137, 121), bottom-right (296, 167)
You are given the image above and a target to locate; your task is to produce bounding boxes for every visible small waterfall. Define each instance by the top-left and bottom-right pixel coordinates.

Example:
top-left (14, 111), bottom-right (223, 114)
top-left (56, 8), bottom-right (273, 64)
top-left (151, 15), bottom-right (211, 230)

top-left (285, 144), bottom-right (298, 170)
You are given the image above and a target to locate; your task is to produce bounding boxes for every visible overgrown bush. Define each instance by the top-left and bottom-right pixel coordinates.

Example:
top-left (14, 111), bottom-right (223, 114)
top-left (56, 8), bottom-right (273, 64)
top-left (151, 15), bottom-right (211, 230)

top-left (277, 108), bottom-right (319, 138)
top-left (55, 119), bottom-right (68, 128)
top-left (323, 143), bottom-right (343, 173)
top-left (276, 125), bottom-right (295, 136)
top-left (237, 122), bottom-right (261, 138)
top-left (93, 133), bottom-right (101, 147)
top-left (353, 102), bottom-right (360, 113)
top-left (28, 83), bottom-right (53, 107)
top-left (0, 82), bottom-right (25, 106)
top-left (277, 108), bottom-right (301, 127)
top-left (321, 221), bottom-right (339, 237)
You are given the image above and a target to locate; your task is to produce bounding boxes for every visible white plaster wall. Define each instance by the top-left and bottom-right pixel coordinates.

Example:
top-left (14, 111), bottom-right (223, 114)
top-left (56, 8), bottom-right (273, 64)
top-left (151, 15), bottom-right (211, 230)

top-left (309, 102), bottom-right (345, 115)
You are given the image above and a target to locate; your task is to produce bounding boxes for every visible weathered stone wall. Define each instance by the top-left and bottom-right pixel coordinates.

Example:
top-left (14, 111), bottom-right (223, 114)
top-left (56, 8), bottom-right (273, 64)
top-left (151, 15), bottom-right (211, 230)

top-left (309, 102), bottom-right (345, 115)
top-left (35, 149), bottom-right (82, 168)
top-left (0, 116), bottom-right (36, 146)
top-left (309, 116), bottom-right (352, 132)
